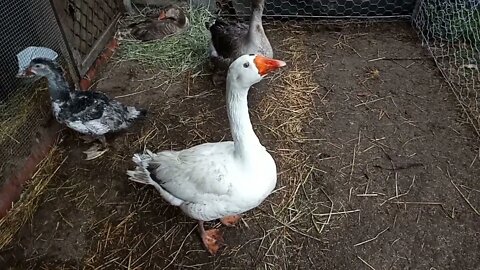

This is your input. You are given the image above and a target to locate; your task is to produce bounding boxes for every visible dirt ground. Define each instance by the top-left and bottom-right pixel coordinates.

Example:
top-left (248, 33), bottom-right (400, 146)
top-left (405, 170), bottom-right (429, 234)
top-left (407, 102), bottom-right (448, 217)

top-left (1, 22), bottom-right (480, 269)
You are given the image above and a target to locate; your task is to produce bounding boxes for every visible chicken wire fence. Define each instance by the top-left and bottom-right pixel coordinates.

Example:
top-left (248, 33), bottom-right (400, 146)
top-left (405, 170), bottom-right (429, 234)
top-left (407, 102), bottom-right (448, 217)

top-left (413, 0), bottom-right (480, 135)
top-left (0, 1), bottom-right (74, 189)
top-left (214, 0), bottom-right (417, 20)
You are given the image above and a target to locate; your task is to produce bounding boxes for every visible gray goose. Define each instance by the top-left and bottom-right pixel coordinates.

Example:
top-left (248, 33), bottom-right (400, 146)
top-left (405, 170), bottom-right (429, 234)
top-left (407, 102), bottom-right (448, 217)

top-left (207, 0), bottom-right (272, 84)
top-left (130, 5), bottom-right (189, 42)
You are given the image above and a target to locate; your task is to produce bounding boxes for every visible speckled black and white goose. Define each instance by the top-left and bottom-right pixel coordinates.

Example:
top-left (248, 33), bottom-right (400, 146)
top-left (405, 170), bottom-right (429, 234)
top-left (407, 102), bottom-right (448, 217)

top-left (207, 0), bottom-right (272, 83)
top-left (21, 58), bottom-right (146, 158)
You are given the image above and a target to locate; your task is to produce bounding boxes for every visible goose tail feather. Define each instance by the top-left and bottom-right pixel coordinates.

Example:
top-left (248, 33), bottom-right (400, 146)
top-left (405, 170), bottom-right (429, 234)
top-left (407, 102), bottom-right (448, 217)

top-left (127, 150), bottom-right (156, 185)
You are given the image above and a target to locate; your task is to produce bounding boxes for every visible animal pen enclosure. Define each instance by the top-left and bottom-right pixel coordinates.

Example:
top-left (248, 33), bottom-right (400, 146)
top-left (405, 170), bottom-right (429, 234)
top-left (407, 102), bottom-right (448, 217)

top-left (0, 0), bottom-right (123, 215)
top-left (0, 0), bottom-right (74, 216)
top-left (0, 0), bottom-right (479, 269)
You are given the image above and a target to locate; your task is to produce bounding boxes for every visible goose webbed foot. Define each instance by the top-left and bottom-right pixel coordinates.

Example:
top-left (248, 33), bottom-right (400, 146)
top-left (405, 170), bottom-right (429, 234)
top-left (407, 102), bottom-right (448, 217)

top-left (82, 135), bottom-right (109, 160)
top-left (198, 221), bottom-right (224, 255)
top-left (98, 135), bottom-right (107, 148)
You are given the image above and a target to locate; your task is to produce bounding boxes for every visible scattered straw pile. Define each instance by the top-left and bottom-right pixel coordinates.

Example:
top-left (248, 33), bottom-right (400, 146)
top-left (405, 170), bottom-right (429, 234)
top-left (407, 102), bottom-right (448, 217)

top-left (0, 146), bottom-right (66, 250)
top-left (116, 7), bottom-right (212, 73)
top-left (250, 33), bottom-right (333, 265)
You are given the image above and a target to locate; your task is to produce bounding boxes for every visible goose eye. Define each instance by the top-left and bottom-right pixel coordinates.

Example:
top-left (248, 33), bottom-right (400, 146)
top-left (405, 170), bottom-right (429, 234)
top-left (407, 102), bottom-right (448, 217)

top-left (34, 64), bottom-right (42, 68)
top-left (243, 62), bottom-right (250, 68)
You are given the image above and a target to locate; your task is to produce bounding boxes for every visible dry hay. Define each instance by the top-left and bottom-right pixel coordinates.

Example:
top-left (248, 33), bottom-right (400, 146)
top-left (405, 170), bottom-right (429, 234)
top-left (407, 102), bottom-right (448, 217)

top-left (0, 146), bottom-right (66, 250)
top-left (248, 34), bottom-right (340, 267)
top-left (115, 6), bottom-right (212, 73)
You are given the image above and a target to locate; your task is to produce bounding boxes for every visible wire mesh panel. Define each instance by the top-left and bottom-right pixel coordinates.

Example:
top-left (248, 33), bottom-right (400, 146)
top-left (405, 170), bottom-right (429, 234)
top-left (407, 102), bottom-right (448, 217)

top-left (0, 1), bottom-right (75, 189)
top-left (216, 0), bottom-right (417, 19)
top-left (52, 0), bottom-right (122, 75)
top-left (413, 0), bottom-right (480, 135)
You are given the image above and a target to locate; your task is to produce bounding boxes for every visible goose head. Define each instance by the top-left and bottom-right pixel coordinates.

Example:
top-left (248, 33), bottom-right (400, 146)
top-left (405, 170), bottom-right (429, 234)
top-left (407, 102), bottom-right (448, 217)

top-left (21, 58), bottom-right (63, 78)
top-left (21, 58), bottom-right (70, 99)
top-left (228, 54), bottom-right (286, 89)
top-left (158, 5), bottom-right (188, 26)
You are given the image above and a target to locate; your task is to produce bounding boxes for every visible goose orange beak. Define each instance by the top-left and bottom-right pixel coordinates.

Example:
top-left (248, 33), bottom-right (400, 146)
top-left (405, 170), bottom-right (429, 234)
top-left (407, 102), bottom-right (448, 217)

top-left (158, 10), bottom-right (166, 20)
top-left (253, 55), bottom-right (286, 76)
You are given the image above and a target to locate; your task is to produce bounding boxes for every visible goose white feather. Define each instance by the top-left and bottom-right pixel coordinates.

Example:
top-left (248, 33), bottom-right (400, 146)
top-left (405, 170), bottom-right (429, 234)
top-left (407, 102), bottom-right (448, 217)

top-left (127, 54), bottom-right (286, 254)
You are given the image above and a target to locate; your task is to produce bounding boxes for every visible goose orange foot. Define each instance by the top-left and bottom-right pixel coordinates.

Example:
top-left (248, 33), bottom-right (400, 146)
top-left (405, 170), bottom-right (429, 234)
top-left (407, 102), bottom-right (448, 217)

top-left (220, 215), bottom-right (241, 227)
top-left (198, 221), bottom-right (224, 255)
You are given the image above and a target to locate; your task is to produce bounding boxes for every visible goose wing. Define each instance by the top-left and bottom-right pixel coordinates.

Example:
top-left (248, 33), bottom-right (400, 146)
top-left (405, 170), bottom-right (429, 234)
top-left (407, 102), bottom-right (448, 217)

top-left (57, 91), bottom-right (131, 135)
top-left (148, 142), bottom-right (237, 203)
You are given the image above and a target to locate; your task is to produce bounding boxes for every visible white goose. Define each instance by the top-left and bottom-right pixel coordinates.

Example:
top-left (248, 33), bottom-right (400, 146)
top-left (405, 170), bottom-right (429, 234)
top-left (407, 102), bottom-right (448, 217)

top-left (127, 54), bottom-right (286, 255)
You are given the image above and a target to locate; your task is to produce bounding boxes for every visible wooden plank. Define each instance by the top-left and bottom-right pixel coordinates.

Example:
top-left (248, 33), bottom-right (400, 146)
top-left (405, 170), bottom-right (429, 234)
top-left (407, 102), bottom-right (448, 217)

top-left (49, 0), bottom-right (81, 84)
top-left (78, 14), bottom-right (120, 76)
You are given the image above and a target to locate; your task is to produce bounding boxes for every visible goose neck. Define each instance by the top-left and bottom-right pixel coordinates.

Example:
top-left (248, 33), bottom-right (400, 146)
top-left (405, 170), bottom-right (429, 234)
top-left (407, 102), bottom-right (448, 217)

top-left (45, 72), bottom-right (71, 101)
top-left (247, 1), bottom-right (265, 40)
top-left (226, 78), bottom-right (262, 159)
